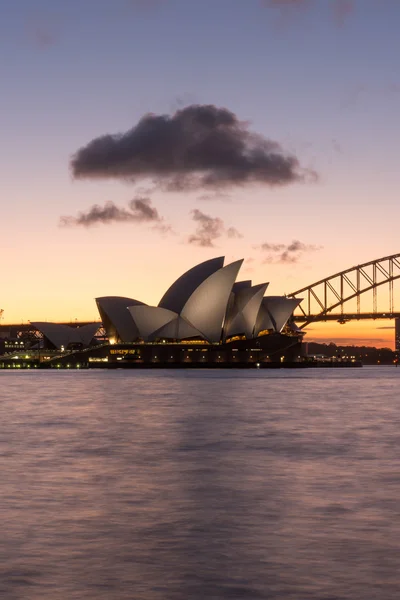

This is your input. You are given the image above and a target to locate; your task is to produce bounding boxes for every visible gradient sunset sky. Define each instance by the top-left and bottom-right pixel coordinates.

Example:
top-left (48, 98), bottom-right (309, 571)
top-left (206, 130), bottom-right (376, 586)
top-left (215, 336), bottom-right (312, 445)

top-left (1, 0), bottom-right (399, 346)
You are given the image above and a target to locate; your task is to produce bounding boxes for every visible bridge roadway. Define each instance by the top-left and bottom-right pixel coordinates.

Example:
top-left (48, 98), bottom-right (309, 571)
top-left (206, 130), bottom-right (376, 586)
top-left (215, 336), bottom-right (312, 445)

top-left (293, 312), bottom-right (400, 323)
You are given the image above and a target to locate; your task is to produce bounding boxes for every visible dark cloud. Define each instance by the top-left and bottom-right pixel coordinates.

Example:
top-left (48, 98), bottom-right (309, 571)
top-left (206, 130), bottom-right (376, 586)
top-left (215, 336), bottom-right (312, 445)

top-left (71, 104), bottom-right (314, 191)
top-left (259, 239), bottom-right (321, 263)
top-left (59, 197), bottom-right (170, 231)
top-left (187, 209), bottom-right (243, 248)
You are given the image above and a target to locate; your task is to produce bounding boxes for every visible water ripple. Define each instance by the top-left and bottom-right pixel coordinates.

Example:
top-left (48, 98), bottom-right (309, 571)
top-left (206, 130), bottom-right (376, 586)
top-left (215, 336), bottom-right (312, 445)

top-left (0, 366), bottom-right (399, 599)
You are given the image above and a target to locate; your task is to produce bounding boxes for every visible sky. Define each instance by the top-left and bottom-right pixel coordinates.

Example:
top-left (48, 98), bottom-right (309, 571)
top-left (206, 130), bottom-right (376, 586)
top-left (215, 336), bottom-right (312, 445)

top-left (1, 0), bottom-right (400, 347)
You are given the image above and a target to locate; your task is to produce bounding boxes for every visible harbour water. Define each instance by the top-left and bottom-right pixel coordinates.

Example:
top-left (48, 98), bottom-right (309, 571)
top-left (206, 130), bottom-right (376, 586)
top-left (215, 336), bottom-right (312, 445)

top-left (1, 367), bottom-right (399, 599)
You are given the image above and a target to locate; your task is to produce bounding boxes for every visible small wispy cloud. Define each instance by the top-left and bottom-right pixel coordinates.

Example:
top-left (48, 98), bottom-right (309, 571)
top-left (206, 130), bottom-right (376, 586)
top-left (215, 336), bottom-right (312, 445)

top-left (187, 209), bottom-right (243, 248)
top-left (60, 197), bottom-right (172, 234)
top-left (227, 227), bottom-right (243, 239)
top-left (197, 191), bottom-right (231, 202)
top-left (258, 239), bottom-right (322, 263)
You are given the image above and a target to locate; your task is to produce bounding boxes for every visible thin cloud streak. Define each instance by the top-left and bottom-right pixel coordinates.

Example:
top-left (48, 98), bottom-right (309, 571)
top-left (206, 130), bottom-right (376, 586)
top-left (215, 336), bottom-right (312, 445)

top-left (197, 192), bottom-right (231, 202)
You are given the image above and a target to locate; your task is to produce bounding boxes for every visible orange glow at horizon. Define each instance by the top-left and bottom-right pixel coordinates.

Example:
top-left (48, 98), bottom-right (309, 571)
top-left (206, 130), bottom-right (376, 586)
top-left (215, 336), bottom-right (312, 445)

top-left (303, 320), bottom-right (395, 349)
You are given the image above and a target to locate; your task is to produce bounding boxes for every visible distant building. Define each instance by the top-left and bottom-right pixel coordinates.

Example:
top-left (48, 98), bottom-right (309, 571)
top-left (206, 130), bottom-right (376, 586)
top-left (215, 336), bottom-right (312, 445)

top-left (395, 318), bottom-right (400, 352)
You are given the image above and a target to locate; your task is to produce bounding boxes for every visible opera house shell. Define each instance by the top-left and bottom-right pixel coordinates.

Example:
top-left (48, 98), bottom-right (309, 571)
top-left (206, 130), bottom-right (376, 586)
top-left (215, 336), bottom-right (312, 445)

top-left (30, 322), bottom-right (100, 350)
top-left (95, 257), bottom-right (302, 346)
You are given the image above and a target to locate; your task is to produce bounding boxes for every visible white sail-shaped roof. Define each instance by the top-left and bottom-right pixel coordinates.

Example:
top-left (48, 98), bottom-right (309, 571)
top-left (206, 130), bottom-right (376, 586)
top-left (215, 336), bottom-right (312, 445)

top-left (256, 297), bottom-right (302, 334)
top-left (31, 322), bottom-right (99, 349)
top-left (254, 301), bottom-right (275, 335)
top-left (31, 323), bottom-right (74, 349)
top-left (94, 257), bottom-right (303, 345)
top-left (226, 283), bottom-right (269, 339)
top-left (176, 317), bottom-right (203, 340)
top-left (148, 317), bottom-right (179, 341)
top-left (74, 323), bottom-right (101, 346)
top-left (128, 306), bottom-right (178, 342)
top-left (232, 280), bottom-right (252, 293)
top-left (96, 296), bottom-right (144, 342)
top-left (149, 316), bottom-right (202, 342)
top-left (158, 256), bottom-right (225, 313)
top-left (181, 259), bottom-right (243, 343)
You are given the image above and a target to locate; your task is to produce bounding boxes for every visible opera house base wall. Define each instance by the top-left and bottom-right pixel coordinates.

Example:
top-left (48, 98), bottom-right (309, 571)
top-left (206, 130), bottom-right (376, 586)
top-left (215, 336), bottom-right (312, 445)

top-left (0, 336), bottom-right (361, 368)
top-left (45, 333), bottom-right (304, 368)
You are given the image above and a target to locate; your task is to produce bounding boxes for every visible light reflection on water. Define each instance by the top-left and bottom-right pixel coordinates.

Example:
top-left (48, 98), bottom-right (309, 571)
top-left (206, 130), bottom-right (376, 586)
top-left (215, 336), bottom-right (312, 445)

top-left (1, 367), bottom-right (400, 599)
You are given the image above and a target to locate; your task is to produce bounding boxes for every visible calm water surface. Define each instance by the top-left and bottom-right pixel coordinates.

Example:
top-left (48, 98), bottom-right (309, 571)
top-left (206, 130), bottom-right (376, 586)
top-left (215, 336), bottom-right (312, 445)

top-left (1, 367), bottom-right (399, 599)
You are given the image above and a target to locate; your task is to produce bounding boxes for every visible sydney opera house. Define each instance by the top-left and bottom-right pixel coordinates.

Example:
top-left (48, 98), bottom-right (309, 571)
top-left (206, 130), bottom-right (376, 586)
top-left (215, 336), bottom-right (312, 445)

top-left (1, 257), bottom-right (303, 367)
top-left (97, 256), bottom-right (300, 341)
top-left (92, 256), bottom-right (303, 366)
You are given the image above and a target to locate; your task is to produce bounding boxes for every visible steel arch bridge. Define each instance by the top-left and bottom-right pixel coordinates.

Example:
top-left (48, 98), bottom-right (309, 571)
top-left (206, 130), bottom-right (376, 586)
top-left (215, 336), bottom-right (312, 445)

top-left (288, 253), bottom-right (400, 329)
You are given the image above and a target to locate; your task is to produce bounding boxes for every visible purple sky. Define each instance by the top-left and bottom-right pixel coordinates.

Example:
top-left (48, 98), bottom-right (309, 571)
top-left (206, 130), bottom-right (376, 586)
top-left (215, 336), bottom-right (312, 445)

top-left (1, 0), bottom-right (400, 345)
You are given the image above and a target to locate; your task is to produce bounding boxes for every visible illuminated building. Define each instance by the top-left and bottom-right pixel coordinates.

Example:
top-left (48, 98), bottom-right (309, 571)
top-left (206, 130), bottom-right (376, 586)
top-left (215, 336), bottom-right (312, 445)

top-left (1, 257), bottom-right (303, 366)
top-left (94, 257), bottom-right (303, 365)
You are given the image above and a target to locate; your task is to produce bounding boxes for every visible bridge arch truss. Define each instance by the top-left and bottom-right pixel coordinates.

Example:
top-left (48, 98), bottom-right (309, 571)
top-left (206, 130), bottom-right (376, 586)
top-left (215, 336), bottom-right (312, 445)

top-left (287, 253), bottom-right (400, 328)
